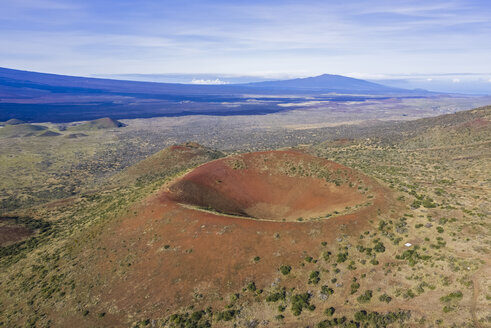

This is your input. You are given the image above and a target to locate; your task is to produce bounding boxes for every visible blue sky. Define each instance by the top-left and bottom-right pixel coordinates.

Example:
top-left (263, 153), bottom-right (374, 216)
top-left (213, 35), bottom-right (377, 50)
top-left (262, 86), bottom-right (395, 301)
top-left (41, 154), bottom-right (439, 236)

top-left (1, 0), bottom-right (491, 88)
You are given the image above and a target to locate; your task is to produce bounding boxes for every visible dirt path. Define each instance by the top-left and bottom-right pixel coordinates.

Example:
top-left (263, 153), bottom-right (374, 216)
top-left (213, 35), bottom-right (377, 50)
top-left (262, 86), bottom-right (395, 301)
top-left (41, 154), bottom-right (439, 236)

top-left (470, 261), bottom-right (490, 328)
top-left (448, 249), bottom-right (490, 328)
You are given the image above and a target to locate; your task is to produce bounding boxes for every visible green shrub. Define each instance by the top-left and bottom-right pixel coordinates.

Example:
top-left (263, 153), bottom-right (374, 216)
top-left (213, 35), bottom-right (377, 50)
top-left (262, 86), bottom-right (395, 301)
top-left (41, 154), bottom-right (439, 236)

top-left (322, 251), bottom-right (332, 261)
top-left (318, 310), bottom-right (410, 328)
top-left (266, 288), bottom-right (286, 302)
top-left (357, 290), bottom-right (373, 303)
top-left (403, 289), bottom-right (415, 299)
top-left (396, 249), bottom-right (431, 266)
top-left (309, 271), bottom-right (320, 284)
top-left (230, 293), bottom-right (239, 302)
top-left (291, 292), bottom-right (312, 316)
top-left (191, 310), bottom-right (205, 321)
top-left (337, 252), bottom-right (348, 263)
top-left (422, 197), bottom-right (437, 208)
top-left (374, 242), bottom-right (385, 253)
top-left (324, 307), bottom-right (335, 316)
top-left (247, 282), bottom-right (256, 292)
top-left (279, 265), bottom-right (292, 275)
top-left (350, 282), bottom-right (360, 294)
top-left (216, 310), bottom-right (238, 321)
top-left (379, 293), bottom-right (392, 303)
top-left (440, 291), bottom-right (463, 303)
top-left (443, 305), bottom-right (453, 313)
top-left (320, 285), bottom-right (334, 298)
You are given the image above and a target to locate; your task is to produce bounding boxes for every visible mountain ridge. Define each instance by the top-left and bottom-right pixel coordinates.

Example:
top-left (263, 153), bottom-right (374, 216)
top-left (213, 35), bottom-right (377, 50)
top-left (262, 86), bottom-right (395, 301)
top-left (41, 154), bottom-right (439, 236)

top-left (0, 67), bottom-right (420, 94)
top-left (243, 73), bottom-right (410, 93)
top-left (0, 67), bottom-right (436, 123)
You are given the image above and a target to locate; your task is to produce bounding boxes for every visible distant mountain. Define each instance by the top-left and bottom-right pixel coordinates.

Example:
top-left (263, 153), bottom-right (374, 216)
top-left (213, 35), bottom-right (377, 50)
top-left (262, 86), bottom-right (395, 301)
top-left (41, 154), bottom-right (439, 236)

top-left (68, 117), bottom-right (126, 131)
top-left (0, 67), bottom-right (429, 122)
top-left (244, 74), bottom-right (408, 93)
top-left (5, 118), bottom-right (25, 125)
top-left (0, 67), bottom-right (413, 94)
top-left (38, 130), bottom-right (62, 137)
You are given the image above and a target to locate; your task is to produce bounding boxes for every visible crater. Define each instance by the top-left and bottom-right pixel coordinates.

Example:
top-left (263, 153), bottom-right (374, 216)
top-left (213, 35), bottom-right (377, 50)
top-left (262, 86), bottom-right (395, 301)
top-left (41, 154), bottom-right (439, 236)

top-left (167, 151), bottom-right (375, 221)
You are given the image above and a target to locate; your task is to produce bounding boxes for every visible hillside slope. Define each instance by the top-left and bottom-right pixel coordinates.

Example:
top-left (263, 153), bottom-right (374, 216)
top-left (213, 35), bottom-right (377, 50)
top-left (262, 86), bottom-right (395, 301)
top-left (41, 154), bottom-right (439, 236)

top-left (0, 106), bottom-right (489, 327)
top-left (0, 124), bottom-right (47, 137)
top-left (112, 142), bottom-right (224, 185)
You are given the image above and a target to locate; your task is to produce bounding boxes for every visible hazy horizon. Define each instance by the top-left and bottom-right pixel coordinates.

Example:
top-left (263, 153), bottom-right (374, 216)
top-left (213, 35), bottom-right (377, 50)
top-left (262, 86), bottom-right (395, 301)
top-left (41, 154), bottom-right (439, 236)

top-left (93, 71), bottom-right (491, 94)
top-left (2, 65), bottom-right (490, 94)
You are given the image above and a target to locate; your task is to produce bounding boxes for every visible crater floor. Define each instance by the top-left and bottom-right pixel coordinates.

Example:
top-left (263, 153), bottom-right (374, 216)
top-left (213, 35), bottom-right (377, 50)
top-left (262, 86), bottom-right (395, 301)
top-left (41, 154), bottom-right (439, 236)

top-left (167, 150), bottom-right (373, 221)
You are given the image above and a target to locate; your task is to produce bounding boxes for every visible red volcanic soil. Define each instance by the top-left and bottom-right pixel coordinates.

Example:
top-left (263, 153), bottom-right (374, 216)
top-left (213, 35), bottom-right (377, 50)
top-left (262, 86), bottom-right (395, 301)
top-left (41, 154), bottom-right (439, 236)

top-left (455, 117), bottom-right (490, 130)
top-left (0, 219), bottom-right (33, 246)
top-left (68, 150), bottom-right (397, 327)
top-left (167, 151), bottom-right (368, 221)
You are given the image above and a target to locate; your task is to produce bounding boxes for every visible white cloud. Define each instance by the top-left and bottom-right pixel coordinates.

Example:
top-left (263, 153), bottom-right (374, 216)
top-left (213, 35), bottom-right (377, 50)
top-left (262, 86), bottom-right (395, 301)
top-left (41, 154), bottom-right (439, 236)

top-left (452, 78), bottom-right (460, 83)
top-left (488, 78), bottom-right (491, 83)
top-left (190, 78), bottom-right (229, 85)
top-left (346, 72), bottom-right (390, 79)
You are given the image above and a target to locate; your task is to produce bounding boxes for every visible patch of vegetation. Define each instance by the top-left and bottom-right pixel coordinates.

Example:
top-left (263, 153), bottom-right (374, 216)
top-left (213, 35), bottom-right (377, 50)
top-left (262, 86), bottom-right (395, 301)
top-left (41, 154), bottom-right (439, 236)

top-left (316, 310), bottom-right (411, 328)
top-left (379, 293), bottom-right (392, 303)
top-left (373, 241), bottom-right (385, 253)
top-left (167, 310), bottom-right (211, 327)
top-left (266, 288), bottom-right (286, 302)
top-left (291, 292), bottom-right (314, 316)
top-left (353, 310), bottom-right (411, 326)
top-left (324, 307), bottom-right (335, 316)
top-left (279, 265), bottom-right (291, 275)
top-left (336, 252), bottom-right (348, 263)
top-left (322, 251), bottom-right (332, 261)
top-left (246, 281), bottom-right (256, 292)
top-left (216, 309), bottom-right (239, 322)
top-left (350, 282), bottom-right (360, 294)
top-left (440, 291), bottom-right (463, 303)
top-left (357, 290), bottom-right (373, 303)
top-left (395, 248), bottom-right (431, 266)
top-left (308, 271), bottom-right (320, 284)
top-left (320, 285), bottom-right (334, 299)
